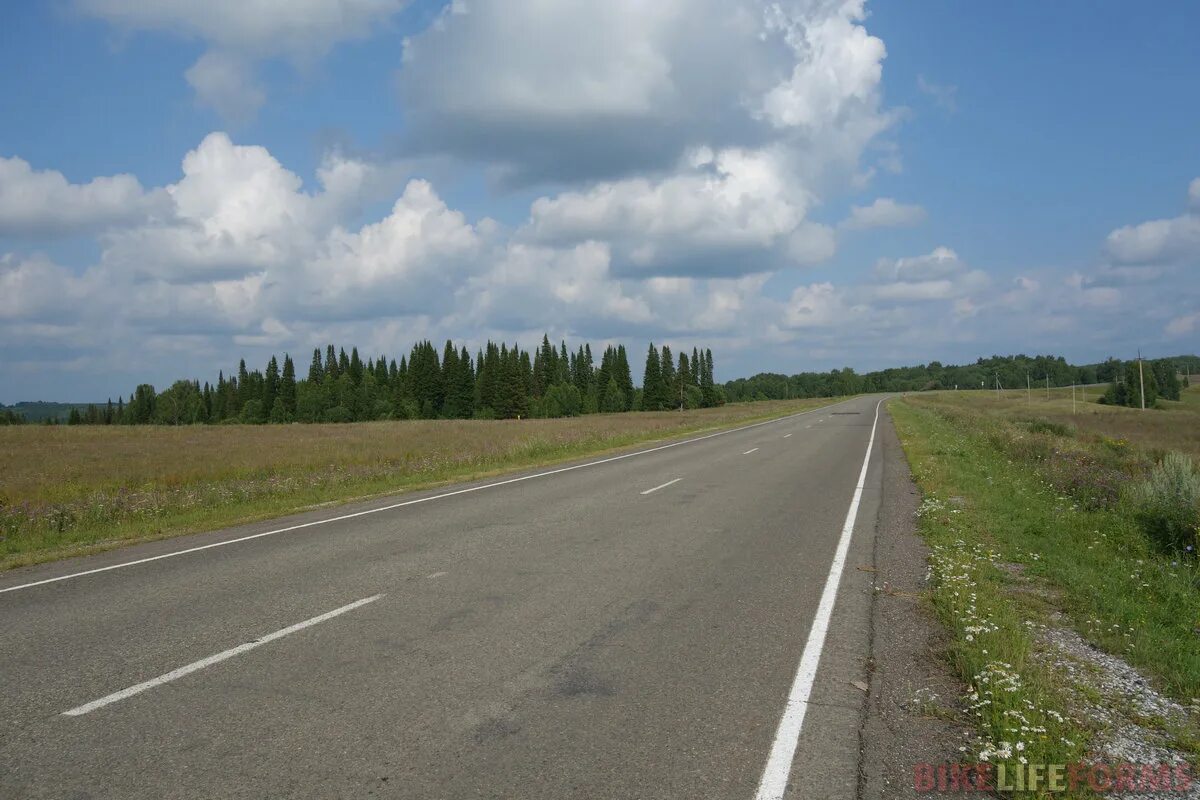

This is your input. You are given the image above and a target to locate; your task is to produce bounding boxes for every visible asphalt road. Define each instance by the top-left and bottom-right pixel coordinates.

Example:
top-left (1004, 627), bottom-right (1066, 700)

top-left (1, 395), bottom-right (893, 799)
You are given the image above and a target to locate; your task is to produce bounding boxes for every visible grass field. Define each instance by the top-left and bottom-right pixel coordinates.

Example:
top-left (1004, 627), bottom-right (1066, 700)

top-left (892, 385), bottom-right (1200, 783)
top-left (912, 383), bottom-right (1200, 458)
top-left (0, 398), bottom-right (835, 570)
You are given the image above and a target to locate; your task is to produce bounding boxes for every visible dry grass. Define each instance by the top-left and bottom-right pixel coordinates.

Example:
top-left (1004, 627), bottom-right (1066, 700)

top-left (906, 384), bottom-right (1200, 458)
top-left (0, 399), bottom-right (832, 568)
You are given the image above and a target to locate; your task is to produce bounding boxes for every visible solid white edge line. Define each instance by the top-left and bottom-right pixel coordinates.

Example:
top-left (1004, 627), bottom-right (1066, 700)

top-left (2, 398), bottom-right (864, 595)
top-left (61, 594), bottom-right (383, 717)
top-left (752, 398), bottom-right (883, 800)
top-left (743, 448), bottom-right (759, 455)
top-left (639, 477), bottom-right (682, 496)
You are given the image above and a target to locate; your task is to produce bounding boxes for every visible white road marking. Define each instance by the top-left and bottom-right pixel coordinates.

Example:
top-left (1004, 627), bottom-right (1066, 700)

top-left (640, 478), bottom-right (682, 495)
top-left (743, 448), bottom-right (759, 455)
top-left (753, 398), bottom-right (883, 800)
top-left (1, 398), bottom-right (864, 595)
top-left (61, 594), bottom-right (383, 717)
top-left (426, 571), bottom-right (448, 579)
top-left (783, 433), bottom-right (793, 439)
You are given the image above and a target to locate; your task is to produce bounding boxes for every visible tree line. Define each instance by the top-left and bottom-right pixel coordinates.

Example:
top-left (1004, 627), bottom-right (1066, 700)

top-left (723, 354), bottom-right (1195, 404)
top-left (1099, 358), bottom-right (1186, 408)
top-left (35, 336), bottom-right (725, 426)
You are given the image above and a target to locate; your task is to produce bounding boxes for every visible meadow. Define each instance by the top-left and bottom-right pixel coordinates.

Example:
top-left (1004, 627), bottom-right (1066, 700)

top-left (909, 382), bottom-right (1200, 457)
top-left (892, 384), bottom-right (1200, 784)
top-left (0, 398), bottom-right (832, 569)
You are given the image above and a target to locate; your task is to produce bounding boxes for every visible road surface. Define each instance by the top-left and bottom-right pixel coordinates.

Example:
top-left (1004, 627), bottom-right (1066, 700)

top-left (1, 395), bottom-right (897, 799)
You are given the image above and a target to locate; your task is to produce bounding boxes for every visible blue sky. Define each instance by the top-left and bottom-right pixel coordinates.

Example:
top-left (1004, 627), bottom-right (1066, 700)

top-left (1, 1), bottom-right (1197, 402)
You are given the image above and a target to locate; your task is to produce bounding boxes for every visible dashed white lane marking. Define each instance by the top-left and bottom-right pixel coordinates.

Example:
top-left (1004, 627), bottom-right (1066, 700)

top-left (426, 571), bottom-right (448, 579)
top-left (783, 433), bottom-right (793, 439)
top-left (640, 478), bottom-right (682, 496)
top-left (1, 399), bottom-right (865, 595)
top-left (743, 448), bottom-right (759, 455)
top-left (62, 594), bottom-right (383, 717)
top-left (753, 399), bottom-right (883, 800)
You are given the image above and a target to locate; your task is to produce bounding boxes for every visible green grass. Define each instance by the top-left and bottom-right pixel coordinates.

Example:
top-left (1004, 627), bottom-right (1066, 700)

top-left (0, 398), bottom-right (835, 570)
top-left (891, 397), bottom-right (1200, 792)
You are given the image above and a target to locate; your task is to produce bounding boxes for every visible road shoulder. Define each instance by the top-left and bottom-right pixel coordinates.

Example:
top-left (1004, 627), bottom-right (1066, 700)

top-left (858, 402), bottom-right (974, 799)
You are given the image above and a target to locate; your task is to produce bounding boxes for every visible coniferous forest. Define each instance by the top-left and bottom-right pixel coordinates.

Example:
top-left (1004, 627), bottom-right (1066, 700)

top-left (38, 336), bottom-right (725, 426)
top-left (4, 350), bottom-right (1195, 426)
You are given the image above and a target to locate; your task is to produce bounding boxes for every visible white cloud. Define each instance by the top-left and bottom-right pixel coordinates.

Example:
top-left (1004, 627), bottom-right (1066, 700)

top-left (787, 221), bottom-right (839, 265)
top-left (0, 254), bottom-right (99, 322)
top-left (297, 180), bottom-right (482, 319)
top-left (757, 1), bottom-right (886, 130)
top-left (0, 156), bottom-right (159, 236)
top-left (783, 282), bottom-right (855, 328)
top-left (521, 146), bottom-right (821, 276)
top-left (77, 0), bottom-right (406, 120)
top-left (397, 0), bottom-right (894, 185)
top-left (184, 52), bottom-right (266, 121)
top-left (840, 197), bottom-right (926, 231)
top-left (100, 132), bottom-right (405, 284)
top-left (1105, 177), bottom-right (1200, 264)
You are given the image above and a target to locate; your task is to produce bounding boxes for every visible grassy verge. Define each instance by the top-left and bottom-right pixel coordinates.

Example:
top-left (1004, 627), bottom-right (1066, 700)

top-left (890, 395), bottom-right (1200, 791)
top-left (0, 398), bottom-right (836, 570)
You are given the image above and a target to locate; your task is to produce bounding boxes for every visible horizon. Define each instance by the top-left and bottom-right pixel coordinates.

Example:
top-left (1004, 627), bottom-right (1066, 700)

top-left (5, 346), bottom-right (1195, 407)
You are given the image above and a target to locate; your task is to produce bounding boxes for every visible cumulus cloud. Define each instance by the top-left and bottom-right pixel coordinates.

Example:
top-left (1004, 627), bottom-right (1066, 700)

top-left (521, 146), bottom-right (825, 276)
top-left (99, 132), bottom-right (406, 284)
top-left (0, 156), bottom-right (160, 236)
top-left (1105, 177), bottom-right (1200, 264)
top-left (839, 197), bottom-right (926, 231)
top-left (77, 0), bottom-right (406, 120)
top-left (397, 0), bottom-right (893, 185)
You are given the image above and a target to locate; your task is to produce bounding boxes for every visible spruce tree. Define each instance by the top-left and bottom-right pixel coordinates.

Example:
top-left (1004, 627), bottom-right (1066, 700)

top-left (264, 356), bottom-right (280, 419)
top-left (349, 347), bottom-right (364, 386)
top-left (441, 341), bottom-right (461, 418)
top-left (642, 343), bottom-right (663, 411)
top-left (601, 377), bottom-right (625, 413)
top-left (325, 345), bottom-right (339, 380)
top-left (280, 355), bottom-right (297, 416)
top-left (660, 345), bottom-right (676, 408)
top-left (237, 359), bottom-right (249, 408)
top-left (614, 345), bottom-right (634, 411)
top-left (308, 348), bottom-right (324, 383)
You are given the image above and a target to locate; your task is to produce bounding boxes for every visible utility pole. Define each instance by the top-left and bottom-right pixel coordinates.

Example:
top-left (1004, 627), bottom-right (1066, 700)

top-left (1072, 383), bottom-right (1076, 414)
top-left (1026, 373), bottom-right (1031, 404)
top-left (1046, 375), bottom-right (1050, 400)
top-left (1138, 349), bottom-right (1146, 410)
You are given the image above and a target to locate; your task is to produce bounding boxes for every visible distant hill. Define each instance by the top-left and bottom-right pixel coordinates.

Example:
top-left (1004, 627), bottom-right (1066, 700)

top-left (0, 401), bottom-right (101, 423)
